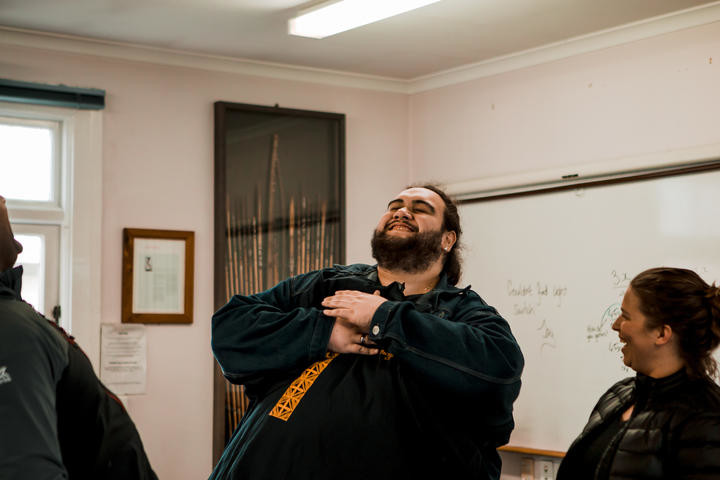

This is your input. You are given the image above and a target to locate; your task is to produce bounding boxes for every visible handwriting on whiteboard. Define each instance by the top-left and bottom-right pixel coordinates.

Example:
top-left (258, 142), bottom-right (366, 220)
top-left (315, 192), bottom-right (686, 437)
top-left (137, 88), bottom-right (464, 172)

top-left (610, 270), bottom-right (630, 298)
top-left (585, 271), bottom-right (632, 371)
top-left (507, 280), bottom-right (568, 307)
top-left (537, 319), bottom-right (557, 351)
top-left (506, 280), bottom-right (568, 352)
top-left (587, 271), bottom-right (627, 345)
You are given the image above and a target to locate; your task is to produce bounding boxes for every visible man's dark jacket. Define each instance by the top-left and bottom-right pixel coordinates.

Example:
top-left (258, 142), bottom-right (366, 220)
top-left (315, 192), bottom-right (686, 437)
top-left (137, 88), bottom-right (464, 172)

top-left (0, 266), bottom-right (157, 480)
top-left (211, 264), bottom-right (524, 480)
top-left (557, 369), bottom-right (720, 479)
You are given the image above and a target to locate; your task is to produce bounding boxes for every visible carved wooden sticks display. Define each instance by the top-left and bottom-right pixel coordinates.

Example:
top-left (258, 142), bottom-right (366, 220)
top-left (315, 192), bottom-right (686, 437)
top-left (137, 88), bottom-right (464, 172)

top-left (222, 134), bottom-right (339, 440)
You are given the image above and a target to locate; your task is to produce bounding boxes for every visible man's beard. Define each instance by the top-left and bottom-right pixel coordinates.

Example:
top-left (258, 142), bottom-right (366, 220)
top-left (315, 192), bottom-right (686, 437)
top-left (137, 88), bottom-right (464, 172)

top-left (371, 228), bottom-right (444, 273)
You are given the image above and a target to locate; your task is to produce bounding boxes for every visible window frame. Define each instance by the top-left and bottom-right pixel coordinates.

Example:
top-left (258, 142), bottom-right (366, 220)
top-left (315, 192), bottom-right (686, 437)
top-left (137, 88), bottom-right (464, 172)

top-left (2, 100), bottom-right (103, 369)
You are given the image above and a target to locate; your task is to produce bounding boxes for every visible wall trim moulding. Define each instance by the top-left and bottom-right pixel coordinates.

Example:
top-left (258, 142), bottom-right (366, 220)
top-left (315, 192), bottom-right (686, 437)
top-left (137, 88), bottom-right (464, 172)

top-left (0, 26), bottom-right (409, 94)
top-left (1, 1), bottom-right (719, 95)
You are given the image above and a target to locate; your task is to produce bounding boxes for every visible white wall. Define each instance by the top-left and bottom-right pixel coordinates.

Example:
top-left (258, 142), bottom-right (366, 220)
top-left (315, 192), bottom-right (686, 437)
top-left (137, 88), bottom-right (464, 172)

top-left (0, 42), bottom-right (409, 479)
top-left (408, 20), bottom-right (720, 479)
top-left (409, 21), bottom-right (720, 185)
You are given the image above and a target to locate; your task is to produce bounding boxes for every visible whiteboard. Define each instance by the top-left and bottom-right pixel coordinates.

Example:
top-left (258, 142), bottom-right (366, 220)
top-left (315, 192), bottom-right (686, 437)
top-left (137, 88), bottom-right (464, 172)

top-left (459, 168), bottom-right (720, 453)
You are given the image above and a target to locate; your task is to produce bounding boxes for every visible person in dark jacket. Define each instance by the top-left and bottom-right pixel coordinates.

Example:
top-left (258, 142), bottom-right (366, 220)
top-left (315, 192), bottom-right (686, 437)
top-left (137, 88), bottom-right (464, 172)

top-left (0, 195), bottom-right (158, 480)
top-left (557, 267), bottom-right (720, 480)
top-left (210, 185), bottom-right (524, 480)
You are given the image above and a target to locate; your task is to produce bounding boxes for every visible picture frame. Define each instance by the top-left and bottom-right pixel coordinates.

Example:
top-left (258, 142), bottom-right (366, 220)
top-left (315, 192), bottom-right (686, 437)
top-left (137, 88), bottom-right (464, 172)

top-left (122, 228), bottom-right (195, 324)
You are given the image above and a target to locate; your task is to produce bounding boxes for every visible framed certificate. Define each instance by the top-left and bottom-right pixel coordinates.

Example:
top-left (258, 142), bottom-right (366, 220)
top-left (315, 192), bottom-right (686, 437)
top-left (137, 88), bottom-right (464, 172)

top-left (122, 228), bottom-right (194, 324)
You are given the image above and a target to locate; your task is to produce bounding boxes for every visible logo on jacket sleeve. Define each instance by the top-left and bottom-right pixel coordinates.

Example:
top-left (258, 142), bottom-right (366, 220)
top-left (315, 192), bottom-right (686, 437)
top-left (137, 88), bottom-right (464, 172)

top-left (0, 366), bottom-right (11, 385)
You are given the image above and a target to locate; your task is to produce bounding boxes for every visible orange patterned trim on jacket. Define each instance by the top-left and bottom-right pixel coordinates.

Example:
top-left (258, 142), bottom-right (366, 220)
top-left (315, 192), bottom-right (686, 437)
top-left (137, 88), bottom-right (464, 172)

top-left (269, 352), bottom-right (338, 421)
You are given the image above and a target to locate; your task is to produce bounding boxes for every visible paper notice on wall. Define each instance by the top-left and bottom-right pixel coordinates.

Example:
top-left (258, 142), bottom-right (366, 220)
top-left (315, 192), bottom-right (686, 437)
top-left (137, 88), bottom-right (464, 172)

top-left (100, 323), bottom-right (147, 395)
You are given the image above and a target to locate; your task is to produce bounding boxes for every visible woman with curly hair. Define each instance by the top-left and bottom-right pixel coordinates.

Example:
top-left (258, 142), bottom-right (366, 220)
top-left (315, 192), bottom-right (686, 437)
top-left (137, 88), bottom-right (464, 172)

top-left (557, 267), bottom-right (720, 479)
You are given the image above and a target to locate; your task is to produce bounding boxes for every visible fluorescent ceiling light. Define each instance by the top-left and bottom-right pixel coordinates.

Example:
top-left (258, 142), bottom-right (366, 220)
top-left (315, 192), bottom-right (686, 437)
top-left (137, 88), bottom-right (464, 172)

top-left (289, 0), bottom-right (442, 39)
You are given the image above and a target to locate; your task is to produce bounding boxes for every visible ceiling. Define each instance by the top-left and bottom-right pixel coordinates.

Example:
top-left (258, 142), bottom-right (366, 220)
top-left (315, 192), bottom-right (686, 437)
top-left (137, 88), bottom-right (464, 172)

top-left (0, 0), bottom-right (718, 80)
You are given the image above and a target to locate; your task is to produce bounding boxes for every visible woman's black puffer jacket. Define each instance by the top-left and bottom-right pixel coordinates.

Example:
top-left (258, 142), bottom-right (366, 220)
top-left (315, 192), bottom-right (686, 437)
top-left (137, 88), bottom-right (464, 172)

top-left (558, 369), bottom-right (720, 480)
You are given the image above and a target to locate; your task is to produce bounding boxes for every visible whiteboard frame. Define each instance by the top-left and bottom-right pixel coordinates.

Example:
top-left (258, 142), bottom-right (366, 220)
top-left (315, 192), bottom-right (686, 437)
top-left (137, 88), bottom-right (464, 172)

top-left (447, 143), bottom-right (720, 203)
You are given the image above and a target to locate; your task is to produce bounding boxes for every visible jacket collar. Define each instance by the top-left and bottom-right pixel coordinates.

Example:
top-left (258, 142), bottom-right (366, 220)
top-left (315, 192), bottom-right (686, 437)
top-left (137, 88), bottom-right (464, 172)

top-left (356, 264), bottom-right (466, 308)
top-left (357, 264), bottom-right (463, 293)
top-left (0, 265), bottom-right (23, 301)
top-left (634, 368), bottom-right (688, 407)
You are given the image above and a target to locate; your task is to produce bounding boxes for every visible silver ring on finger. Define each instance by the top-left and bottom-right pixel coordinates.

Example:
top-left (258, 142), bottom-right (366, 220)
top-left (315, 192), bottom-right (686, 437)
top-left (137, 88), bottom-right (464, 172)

top-left (360, 334), bottom-right (366, 345)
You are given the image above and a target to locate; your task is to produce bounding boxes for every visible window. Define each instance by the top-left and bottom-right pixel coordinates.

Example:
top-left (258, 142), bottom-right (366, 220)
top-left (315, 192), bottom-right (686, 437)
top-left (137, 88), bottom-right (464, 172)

top-left (13, 225), bottom-right (60, 318)
top-left (2, 115), bottom-right (62, 319)
top-left (0, 117), bottom-right (59, 203)
top-left (2, 100), bottom-right (103, 367)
